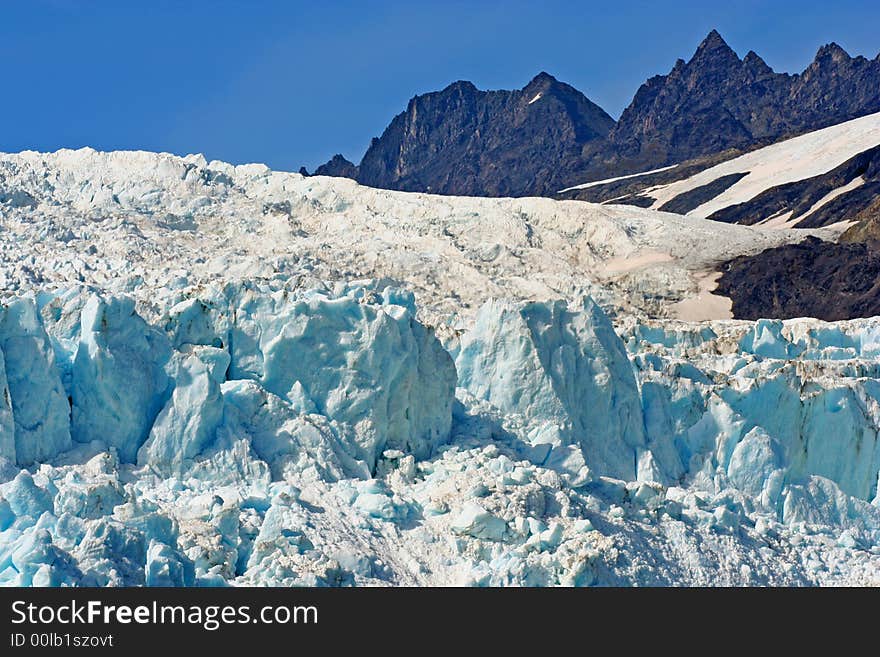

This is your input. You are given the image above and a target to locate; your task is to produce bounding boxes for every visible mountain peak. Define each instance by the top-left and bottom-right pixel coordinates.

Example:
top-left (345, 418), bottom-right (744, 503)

top-left (692, 29), bottom-right (739, 63)
top-left (529, 71), bottom-right (558, 85)
top-left (314, 154), bottom-right (358, 179)
top-left (814, 42), bottom-right (851, 64)
top-left (447, 79), bottom-right (478, 90)
top-left (743, 50), bottom-right (774, 75)
top-left (697, 29), bottom-right (730, 50)
top-left (432, 80), bottom-right (479, 99)
top-left (357, 72), bottom-right (613, 196)
top-left (523, 71), bottom-right (561, 96)
top-left (743, 50), bottom-right (764, 64)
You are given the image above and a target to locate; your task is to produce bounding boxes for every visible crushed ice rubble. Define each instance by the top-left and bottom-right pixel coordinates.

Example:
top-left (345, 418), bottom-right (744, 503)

top-left (1, 279), bottom-right (880, 586)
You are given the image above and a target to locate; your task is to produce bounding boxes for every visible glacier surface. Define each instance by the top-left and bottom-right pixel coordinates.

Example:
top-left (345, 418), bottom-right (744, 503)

top-left (0, 148), bottom-right (878, 586)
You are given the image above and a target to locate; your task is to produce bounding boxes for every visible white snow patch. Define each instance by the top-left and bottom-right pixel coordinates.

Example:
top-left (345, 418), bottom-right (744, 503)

top-left (559, 165), bottom-right (679, 194)
top-left (648, 111), bottom-right (880, 217)
top-left (669, 271), bottom-right (732, 321)
top-left (757, 210), bottom-right (795, 228)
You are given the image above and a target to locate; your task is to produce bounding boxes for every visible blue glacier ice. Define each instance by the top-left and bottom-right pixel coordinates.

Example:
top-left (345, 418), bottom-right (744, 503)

top-left (145, 540), bottom-right (195, 586)
top-left (138, 348), bottom-right (226, 474)
top-left (0, 299), bottom-right (71, 465)
top-left (455, 297), bottom-right (645, 480)
top-left (0, 285), bottom-right (879, 586)
top-left (72, 295), bottom-right (172, 463)
top-left (159, 281), bottom-right (456, 471)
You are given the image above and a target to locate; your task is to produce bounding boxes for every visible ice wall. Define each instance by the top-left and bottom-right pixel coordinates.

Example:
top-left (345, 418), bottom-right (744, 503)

top-left (3, 286), bottom-right (880, 586)
top-left (456, 297), bottom-right (645, 480)
top-left (1, 281), bottom-right (456, 476)
top-left (630, 318), bottom-right (880, 506)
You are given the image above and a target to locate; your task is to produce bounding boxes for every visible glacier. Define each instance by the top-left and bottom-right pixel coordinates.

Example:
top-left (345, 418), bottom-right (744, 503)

top-left (1, 284), bottom-right (880, 585)
top-left (0, 148), bottom-right (879, 586)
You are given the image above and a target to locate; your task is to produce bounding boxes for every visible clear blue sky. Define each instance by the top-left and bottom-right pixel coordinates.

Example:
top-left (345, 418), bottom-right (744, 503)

top-left (2, 1), bottom-right (878, 171)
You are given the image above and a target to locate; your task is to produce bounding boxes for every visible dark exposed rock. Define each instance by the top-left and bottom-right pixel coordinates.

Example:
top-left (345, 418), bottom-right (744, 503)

top-left (556, 150), bottom-right (740, 205)
top-left (606, 31), bottom-right (771, 173)
top-left (840, 195), bottom-right (880, 246)
top-left (796, 181), bottom-right (880, 229)
top-left (354, 73), bottom-right (614, 197)
top-left (621, 195), bottom-right (655, 208)
top-left (563, 191), bottom-right (659, 207)
top-left (314, 154), bottom-right (358, 179)
top-left (314, 30), bottom-right (880, 206)
top-left (658, 172), bottom-right (749, 214)
top-left (716, 236), bottom-right (880, 320)
top-left (604, 33), bottom-right (880, 180)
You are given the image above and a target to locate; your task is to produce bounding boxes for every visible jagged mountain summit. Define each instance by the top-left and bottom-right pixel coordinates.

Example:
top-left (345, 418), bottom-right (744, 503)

top-left (311, 31), bottom-right (880, 199)
top-left (330, 73), bottom-right (615, 197)
top-left (606, 30), bottom-right (880, 176)
top-left (314, 153), bottom-right (358, 179)
top-left (308, 71), bottom-right (617, 196)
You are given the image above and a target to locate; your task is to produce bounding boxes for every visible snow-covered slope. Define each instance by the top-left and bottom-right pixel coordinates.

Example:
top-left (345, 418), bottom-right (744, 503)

top-left (2, 149), bottom-right (880, 587)
top-left (647, 111), bottom-right (880, 221)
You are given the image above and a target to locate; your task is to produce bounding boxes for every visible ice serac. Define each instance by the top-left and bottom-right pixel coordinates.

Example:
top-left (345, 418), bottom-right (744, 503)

top-left (137, 347), bottom-right (226, 474)
top-left (0, 299), bottom-right (71, 465)
top-left (72, 295), bottom-right (172, 463)
top-left (0, 349), bottom-right (15, 462)
top-left (630, 318), bottom-right (880, 505)
top-left (259, 294), bottom-right (453, 468)
top-left (145, 540), bottom-right (195, 587)
top-left (4, 282), bottom-right (880, 585)
top-left (0, 282), bottom-right (455, 478)
top-left (456, 297), bottom-right (645, 480)
top-left (165, 283), bottom-right (457, 472)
